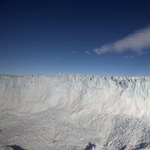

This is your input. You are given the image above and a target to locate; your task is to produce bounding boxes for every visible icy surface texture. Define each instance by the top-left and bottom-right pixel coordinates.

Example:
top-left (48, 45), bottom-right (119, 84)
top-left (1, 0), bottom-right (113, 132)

top-left (0, 74), bottom-right (150, 120)
top-left (0, 74), bottom-right (150, 150)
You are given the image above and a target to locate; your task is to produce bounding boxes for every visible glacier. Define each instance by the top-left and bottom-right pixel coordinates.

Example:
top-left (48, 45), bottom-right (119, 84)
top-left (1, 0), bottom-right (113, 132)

top-left (0, 74), bottom-right (150, 150)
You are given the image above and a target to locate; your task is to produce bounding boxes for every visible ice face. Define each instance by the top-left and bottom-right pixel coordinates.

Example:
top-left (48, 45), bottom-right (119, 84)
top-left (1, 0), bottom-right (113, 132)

top-left (0, 74), bottom-right (150, 120)
top-left (1, 74), bottom-right (150, 149)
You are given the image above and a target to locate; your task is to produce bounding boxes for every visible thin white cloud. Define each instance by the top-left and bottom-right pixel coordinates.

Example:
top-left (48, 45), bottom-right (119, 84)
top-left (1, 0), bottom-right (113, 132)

top-left (57, 58), bottom-right (61, 60)
top-left (72, 51), bottom-right (77, 53)
top-left (85, 51), bottom-right (90, 55)
top-left (94, 26), bottom-right (150, 55)
top-left (124, 56), bottom-right (133, 59)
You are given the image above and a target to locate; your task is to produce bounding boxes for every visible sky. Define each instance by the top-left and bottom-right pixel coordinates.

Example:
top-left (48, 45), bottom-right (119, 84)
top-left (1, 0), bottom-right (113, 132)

top-left (0, 0), bottom-right (150, 77)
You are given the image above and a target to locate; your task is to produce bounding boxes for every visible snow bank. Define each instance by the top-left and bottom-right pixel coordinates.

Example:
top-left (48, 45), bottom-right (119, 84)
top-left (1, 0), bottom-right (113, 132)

top-left (0, 74), bottom-right (150, 120)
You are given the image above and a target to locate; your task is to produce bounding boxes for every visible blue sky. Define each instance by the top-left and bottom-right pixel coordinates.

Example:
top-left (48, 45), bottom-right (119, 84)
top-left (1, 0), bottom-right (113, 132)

top-left (0, 0), bottom-right (150, 77)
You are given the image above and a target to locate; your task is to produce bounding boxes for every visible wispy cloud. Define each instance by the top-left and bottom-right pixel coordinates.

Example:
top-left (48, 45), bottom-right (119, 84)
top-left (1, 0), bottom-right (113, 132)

top-left (72, 51), bottom-right (77, 53)
top-left (57, 58), bottom-right (60, 60)
top-left (94, 26), bottom-right (150, 55)
top-left (85, 51), bottom-right (90, 55)
top-left (124, 56), bottom-right (133, 59)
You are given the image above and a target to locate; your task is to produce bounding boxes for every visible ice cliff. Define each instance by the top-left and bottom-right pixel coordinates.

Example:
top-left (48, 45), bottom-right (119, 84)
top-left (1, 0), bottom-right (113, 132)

top-left (1, 74), bottom-right (150, 150)
top-left (0, 74), bottom-right (150, 120)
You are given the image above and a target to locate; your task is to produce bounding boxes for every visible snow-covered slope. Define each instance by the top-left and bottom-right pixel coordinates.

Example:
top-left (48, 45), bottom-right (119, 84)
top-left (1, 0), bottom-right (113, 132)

top-left (0, 74), bottom-right (150, 120)
top-left (0, 74), bottom-right (150, 150)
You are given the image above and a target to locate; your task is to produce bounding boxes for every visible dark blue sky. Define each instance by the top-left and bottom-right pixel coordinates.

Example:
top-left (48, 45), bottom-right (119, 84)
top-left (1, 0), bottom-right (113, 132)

top-left (1, 0), bottom-right (150, 76)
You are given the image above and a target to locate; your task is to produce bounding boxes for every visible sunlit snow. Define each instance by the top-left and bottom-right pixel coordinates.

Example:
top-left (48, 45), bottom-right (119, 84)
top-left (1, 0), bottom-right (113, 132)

top-left (0, 74), bottom-right (150, 150)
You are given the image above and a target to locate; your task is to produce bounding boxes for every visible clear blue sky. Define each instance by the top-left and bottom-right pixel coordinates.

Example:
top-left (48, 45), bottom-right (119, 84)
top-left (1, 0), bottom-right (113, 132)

top-left (0, 0), bottom-right (150, 77)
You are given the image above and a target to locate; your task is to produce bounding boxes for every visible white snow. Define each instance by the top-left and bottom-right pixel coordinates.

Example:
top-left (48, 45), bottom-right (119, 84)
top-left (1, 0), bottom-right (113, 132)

top-left (0, 74), bottom-right (150, 120)
top-left (0, 74), bottom-right (150, 149)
